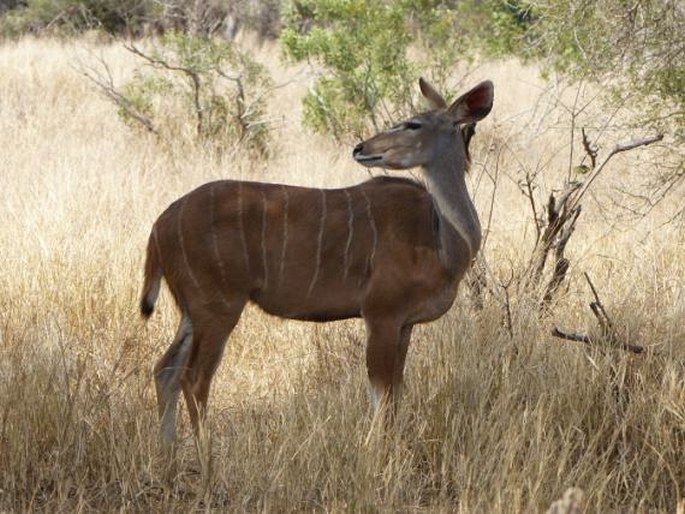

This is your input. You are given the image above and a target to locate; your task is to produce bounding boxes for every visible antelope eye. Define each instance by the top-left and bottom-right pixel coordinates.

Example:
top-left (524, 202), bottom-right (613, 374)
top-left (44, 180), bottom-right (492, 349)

top-left (405, 121), bottom-right (422, 130)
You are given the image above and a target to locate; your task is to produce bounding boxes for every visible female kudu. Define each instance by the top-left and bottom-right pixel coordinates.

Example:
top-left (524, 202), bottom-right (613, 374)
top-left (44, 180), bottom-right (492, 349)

top-left (140, 78), bottom-right (493, 444)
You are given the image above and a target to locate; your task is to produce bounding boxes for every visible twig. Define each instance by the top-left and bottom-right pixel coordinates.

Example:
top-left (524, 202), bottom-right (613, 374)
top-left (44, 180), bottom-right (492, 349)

top-left (551, 273), bottom-right (645, 355)
top-left (551, 327), bottom-right (644, 354)
top-left (526, 132), bottom-right (662, 308)
top-left (499, 268), bottom-right (515, 338)
top-left (524, 170), bottom-right (541, 243)
top-left (568, 134), bottom-right (664, 212)
top-left (551, 327), bottom-right (592, 344)
top-left (78, 56), bottom-right (158, 135)
top-left (124, 43), bottom-right (204, 136)
top-left (581, 127), bottom-right (598, 168)
top-left (541, 258), bottom-right (570, 307)
top-left (528, 183), bottom-right (578, 293)
top-left (584, 272), bottom-right (615, 334)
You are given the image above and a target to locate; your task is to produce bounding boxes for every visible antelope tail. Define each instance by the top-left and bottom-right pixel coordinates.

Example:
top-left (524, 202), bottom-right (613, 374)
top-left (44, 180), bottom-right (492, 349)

top-left (140, 230), bottom-right (163, 319)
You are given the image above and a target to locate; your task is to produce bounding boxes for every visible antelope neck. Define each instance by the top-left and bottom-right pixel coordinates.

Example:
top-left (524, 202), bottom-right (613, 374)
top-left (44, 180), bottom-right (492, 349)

top-left (422, 152), bottom-right (481, 264)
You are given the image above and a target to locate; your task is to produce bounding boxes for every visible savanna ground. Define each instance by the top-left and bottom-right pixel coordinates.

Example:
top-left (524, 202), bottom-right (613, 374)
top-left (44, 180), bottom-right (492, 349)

top-left (1, 35), bottom-right (684, 512)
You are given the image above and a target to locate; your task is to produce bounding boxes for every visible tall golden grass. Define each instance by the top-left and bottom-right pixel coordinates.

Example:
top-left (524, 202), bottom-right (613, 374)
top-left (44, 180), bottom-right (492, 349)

top-left (1, 36), bottom-right (684, 512)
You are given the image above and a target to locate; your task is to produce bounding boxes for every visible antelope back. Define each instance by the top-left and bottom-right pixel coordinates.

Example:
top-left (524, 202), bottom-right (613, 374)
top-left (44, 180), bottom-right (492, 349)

top-left (149, 178), bottom-right (441, 322)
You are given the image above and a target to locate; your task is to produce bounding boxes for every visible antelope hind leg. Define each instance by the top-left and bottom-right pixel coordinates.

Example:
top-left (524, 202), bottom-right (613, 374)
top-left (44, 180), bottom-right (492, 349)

top-left (180, 302), bottom-right (245, 436)
top-left (154, 313), bottom-right (193, 446)
top-left (392, 324), bottom-right (413, 408)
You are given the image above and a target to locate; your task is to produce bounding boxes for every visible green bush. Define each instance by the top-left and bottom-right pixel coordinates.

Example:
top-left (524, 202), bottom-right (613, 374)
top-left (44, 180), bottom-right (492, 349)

top-left (0, 0), bottom-right (283, 39)
top-left (0, 0), bottom-right (161, 38)
top-left (281, 0), bottom-right (470, 140)
top-left (470, 0), bottom-right (684, 136)
top-left (97, 32), bottom-right (273, 155)
top-left (281, 0), bottom-right (682, 148)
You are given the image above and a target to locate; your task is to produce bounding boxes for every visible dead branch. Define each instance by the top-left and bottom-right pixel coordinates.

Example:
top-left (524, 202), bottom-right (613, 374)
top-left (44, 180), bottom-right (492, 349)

top-left (551, 273), bottom-right (645, 354)
top-left (528, 181), bottom-right (581, 294)
top-left (581, 127), bottom-right (598, 168)
top-left (124, 43), bottom-right (204, 136)
top-left (78, 56), bottom-right (158, 135)
top-left (499, 267), bottom-right (515, 338)
top-left (551, 327), bottom-right (592, 344)
top-left (525, 131), bottom-right (662, 309)
top-left (542, 257), bottom-right (569, 306)
top-left (552, 327), bottom-right (645, 354)
top-left (568, 134), bottom-right (664, 213)
top-left (522, 169), bottom-right (541, 243)
top-left (214, 67), bottom-right (250, 142)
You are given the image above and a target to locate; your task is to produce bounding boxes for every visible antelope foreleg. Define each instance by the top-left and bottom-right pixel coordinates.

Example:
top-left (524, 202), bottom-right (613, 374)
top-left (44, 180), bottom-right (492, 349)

top-left (364, 317), bottom-right (405, 414)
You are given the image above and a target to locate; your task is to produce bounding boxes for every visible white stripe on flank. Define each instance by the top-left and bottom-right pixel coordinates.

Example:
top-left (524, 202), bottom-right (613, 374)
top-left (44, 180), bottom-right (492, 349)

top-left (343, 189), bottom-right (354, 279)
top-left (278, 185), bottom-right (289, 289)
top-left (261, 189), bottom-right (269, 289)
top-left (209, 184), bottom-right (233, 308)
top-left (308, 189), bottom-right (326, 295)
top-left (237, 182), bottom-right (250, 274)
top-left (360, 188), bottom-right (377, 270)
top-left (210, 184), bottom-right (229, 286)
top-left (178, 197), bottom-right (200, 289)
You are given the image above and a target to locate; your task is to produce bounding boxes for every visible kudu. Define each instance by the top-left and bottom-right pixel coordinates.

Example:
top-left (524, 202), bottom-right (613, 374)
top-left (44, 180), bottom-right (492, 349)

top-left (140, 78), bottom-right (494, 444)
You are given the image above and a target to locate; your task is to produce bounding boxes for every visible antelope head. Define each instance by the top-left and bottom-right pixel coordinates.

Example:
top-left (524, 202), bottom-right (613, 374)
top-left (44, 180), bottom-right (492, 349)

top-left (353, 78), bottom-right (493, 171)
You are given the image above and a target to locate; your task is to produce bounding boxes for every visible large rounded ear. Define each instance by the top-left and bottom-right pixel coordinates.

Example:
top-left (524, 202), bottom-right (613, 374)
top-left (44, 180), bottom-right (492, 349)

top-left (447, 80), bottom-right (494, 124)
top-left (419, 77), bottom-right (447, 110)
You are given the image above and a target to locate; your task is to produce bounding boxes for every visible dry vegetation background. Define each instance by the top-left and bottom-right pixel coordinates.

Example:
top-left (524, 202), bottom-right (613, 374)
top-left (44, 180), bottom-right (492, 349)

top-left (1, 35), bottom-right (684, 512)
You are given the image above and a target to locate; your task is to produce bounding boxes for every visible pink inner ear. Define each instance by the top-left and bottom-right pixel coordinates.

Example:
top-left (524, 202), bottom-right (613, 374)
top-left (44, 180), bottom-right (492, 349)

top-left (447, 80), bottom-right (494, 122)
top-left (467, 84), bottom-right (492, 112)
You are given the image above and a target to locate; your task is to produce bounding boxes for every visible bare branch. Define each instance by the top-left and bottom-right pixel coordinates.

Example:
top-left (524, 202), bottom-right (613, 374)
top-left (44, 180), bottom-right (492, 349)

top-left (124, 43), bottom-right (204, 136)
top-left (569, 133), bottom-right (664, 212)
top-left (541, 258), bottom-right (570, 307)
top-left (584, 272), bottom-right (615, 335)
top-left (500, 270), bottom-right (515, 338)
top-left (551, 327), bottom-right (644, 354)
top-left (525, 171), bottom-right (541, 243)
top-left (581, 127), bottom-right (597, 168)
top-left (614, 134), bottom-right (665, 153)
top-left (551, 327), bottom-right (592, 344)
top-left (555, 205), bottom-right (580, 255)
top-left (77, 55), bottom-right (158, 135)
top-left (556, 181), bottom-right (581, 218)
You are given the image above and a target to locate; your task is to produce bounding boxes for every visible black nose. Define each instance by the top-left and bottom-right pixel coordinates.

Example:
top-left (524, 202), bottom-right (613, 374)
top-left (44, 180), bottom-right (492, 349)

top-left (353, 142), bottom-right (363, 156)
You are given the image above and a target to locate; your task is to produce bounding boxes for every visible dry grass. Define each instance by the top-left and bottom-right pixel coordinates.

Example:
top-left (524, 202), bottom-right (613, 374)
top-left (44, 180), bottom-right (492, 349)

top-left (1, 36), bottom-right (684, 512)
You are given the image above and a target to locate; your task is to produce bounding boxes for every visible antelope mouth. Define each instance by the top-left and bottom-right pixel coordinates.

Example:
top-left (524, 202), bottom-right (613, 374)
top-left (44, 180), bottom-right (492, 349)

top-left (354, 154), bottom-right (383, 163)
top-left (352, 142), bottom-right (384, 165)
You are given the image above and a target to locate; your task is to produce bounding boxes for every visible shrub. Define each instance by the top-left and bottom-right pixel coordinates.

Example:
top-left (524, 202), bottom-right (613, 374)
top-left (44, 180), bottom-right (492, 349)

top-left (470, 0), bottom-right (684, 136)
top-left (0, 0), bottom-right (161, 38)
top-left (281, 0), bottom-right (469, 140)
top-left (85, 32), bottom-right (273, 155)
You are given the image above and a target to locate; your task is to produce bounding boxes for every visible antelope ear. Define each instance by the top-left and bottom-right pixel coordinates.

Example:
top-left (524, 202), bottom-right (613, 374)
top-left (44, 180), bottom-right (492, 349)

top-left (419, 77), bottom-right (447, 110)
top-left (447, 80), bottom-right (494, 124)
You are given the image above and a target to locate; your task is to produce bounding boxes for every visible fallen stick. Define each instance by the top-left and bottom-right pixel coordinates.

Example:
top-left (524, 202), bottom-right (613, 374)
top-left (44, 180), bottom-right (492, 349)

top-left (551, 327), bottom-right (645, 354)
